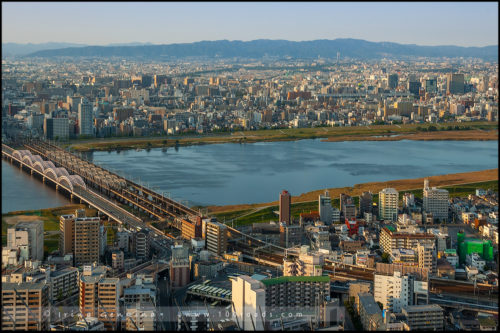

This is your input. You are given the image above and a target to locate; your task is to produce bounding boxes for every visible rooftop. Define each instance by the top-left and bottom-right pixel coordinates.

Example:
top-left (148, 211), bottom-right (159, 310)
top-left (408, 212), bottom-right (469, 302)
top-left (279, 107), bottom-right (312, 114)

top-left (261, 275), bottom-right (330, 286)
top-left (403, 304), bottom-right (443, 313)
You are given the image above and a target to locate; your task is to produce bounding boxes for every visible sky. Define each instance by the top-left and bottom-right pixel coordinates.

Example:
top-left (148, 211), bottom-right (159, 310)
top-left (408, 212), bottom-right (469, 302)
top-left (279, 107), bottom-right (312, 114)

top-left (2, 2), bottom-right (498, 47)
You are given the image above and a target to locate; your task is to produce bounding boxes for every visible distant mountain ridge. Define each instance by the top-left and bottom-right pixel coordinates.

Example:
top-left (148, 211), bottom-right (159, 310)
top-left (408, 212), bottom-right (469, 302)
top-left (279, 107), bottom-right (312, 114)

top-left (16, 39), bottom-right (500, 60)
top-left (1, 42), bottom-right (155, 56)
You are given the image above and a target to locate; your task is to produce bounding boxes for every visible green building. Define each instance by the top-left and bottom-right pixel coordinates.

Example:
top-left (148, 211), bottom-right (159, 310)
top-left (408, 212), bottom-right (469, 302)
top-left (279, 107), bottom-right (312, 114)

top-left (457, 232), bottom-right (493, 264)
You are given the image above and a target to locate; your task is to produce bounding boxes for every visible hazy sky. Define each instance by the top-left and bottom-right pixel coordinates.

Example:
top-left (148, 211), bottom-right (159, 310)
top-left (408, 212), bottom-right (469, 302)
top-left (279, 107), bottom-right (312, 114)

top-left (2, 2), bottom-right (498, 47)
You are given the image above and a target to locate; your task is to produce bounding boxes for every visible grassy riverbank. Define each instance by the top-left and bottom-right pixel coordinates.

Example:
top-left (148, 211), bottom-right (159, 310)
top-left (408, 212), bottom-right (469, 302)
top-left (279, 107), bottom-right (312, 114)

top-left (66, 121), bottom-right (497, 152)
top-left (209, 169), bottom-right (498, 227)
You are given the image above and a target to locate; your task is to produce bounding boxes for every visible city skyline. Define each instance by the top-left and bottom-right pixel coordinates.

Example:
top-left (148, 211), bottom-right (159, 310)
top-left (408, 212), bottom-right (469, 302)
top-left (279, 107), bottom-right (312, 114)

top-left (2, 1), bottom-right (498, 47)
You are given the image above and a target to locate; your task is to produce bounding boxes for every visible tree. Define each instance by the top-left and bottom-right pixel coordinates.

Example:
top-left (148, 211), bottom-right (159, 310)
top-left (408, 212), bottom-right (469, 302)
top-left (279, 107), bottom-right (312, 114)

top-left (377, 301), bottom-right (384, 310)
top-left (381, 252), bottom-right (390, 263)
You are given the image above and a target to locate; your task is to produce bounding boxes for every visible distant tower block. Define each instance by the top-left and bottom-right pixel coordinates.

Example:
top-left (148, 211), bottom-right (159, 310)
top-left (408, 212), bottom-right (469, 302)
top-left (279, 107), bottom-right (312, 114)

top-left (279, 190), bottom-right (291, 225)
top-left (424, 178), bottom-right (429, 189)
top-left (337, 52), bottom-right (340, 62)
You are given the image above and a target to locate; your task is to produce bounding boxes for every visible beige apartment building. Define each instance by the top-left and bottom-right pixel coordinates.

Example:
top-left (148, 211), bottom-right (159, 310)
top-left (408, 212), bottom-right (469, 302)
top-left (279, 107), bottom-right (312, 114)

top-left (2, 282), bottom-right (50, 331)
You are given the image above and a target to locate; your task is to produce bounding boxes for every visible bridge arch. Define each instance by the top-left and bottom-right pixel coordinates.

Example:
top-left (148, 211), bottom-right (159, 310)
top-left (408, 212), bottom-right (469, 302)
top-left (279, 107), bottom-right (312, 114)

top-left (58, 175), bottom-right (86, 192)
top-left (12, 150), bottom-right (32, 161)
top-left (33, 160), bottom-right (54, 174)
top-left (44, 167), bottom-right (69, 181)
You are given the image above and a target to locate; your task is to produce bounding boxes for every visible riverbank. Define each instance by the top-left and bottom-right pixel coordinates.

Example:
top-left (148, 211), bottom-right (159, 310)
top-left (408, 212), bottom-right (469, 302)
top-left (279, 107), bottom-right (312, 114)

top-left (206, 168), bottom-right (499, 215)
top-left (66, 121), bottom-right (497, 152)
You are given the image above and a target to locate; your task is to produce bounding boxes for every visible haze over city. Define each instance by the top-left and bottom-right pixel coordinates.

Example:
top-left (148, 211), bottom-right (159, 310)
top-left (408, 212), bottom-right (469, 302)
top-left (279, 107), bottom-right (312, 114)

top-left (2, 2), bottom-right (498, 46)
top-left (1, 1), bottom-right (498, 332)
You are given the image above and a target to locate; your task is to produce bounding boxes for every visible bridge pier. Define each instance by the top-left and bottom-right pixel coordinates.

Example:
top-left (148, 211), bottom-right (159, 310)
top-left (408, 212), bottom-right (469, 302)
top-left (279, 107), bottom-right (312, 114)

top-left (30, 169), bottom-right (34, 175)
top-left (56, 184), bottom-right (59, 191)
top-left (42, 176), bottom-right (45, 183)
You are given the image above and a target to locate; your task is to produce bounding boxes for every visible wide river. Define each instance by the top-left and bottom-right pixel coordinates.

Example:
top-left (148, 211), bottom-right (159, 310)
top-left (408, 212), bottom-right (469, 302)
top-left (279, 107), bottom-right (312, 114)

top-left (2, 139), bottom-right (498, 212)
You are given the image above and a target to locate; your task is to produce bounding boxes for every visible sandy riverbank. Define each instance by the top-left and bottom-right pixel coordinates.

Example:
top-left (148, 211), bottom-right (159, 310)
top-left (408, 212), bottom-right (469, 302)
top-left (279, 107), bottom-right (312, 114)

top-left (206, 168), bottom-right (499, 213)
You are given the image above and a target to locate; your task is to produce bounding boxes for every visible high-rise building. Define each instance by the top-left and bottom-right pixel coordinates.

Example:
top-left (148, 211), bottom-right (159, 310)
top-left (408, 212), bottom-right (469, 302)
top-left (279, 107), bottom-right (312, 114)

top-left (340, 193), bottom-right (356, 220)
top-left (2, 282), bottom-right (50, 330)
top-left (231, 275), bottom-right (266, 330)
top-left (60, 211), bottom-right (100, 267)
top-left (134, 230), bottom-right (151, 261)
top-left (206, 221), bottom-right (228, 256)
top-left (425, 78), bottom-right (438, 93)
top-left (78, 99), bottom-right (94, 136)
top-left (279, 190), bottom-right (291, 224)
top-left (423, 179), bottom-right (449, 222)
top-left (7, 220), bottom-right (44, 262)
top-left (388, 74), bottom-right (399, 89)
top-left (417, 243), bottom-right (437, 275)
top-left (44, 117), bottom-right (69, 140)
top-left (379, 188), bottom-right (399, 221)
top-left (170, 245), bottom-right (190, 288)
top-left (319, 190), bottom-right (333, 224)
top-left (446, 73), bottom-right (465, 95)
top-left (359, 191), bottom-right (373, 217)
top-left (79, 264), bottom-right (109, 320)
top-left (374, 270), bottom-right (428, 313)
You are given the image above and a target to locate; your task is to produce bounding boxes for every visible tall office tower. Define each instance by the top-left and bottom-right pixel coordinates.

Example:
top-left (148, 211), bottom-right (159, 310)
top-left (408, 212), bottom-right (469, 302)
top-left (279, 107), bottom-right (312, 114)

top-left (374, 270), bottom-right (428, 313)
top-left (232, 275), bottom-right (266, 330)
top-left (279, 190), bottom-right (291, 224)
top-left (2, 282), bottom-right (50, 330)
top-left (446, 73), bottom-right (465, 95)
top-left (359, 191), bottom-right (373, 217)
top-left (319, 190), bottom-right (333, 224)
top-left (388, 74), bottom-right (399, 89)
top-left (379, 188), bottom-right (399, 221)
top-left (425, 78), bottom-right (438, 93)
top-left (482, 75), bottom-right (489, 92)
top-left (78, 99), bottom-right (94, 136)
top-left (7, 220), bottom-right (44, 261)
top-left (170, 245), bottom-right (190, 288)
top-left (206, 221), bottom-right (228, 256)
top-left (408, 77), bottom-right (422, 95)
top-left (44, 117), bottom-right (69, 140)
top-left (423, 179), bottom-right (449, 222)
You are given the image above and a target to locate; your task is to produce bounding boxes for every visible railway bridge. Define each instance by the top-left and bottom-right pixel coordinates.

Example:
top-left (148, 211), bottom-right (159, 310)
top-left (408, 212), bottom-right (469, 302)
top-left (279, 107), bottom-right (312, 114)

top-left (2, 139), bottom-right (287, 261)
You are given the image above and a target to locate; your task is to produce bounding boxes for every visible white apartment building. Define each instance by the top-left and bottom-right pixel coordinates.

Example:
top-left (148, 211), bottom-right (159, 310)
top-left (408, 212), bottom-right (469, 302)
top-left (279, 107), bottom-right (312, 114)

top-left (319, 191), bottom-right (333, 224)
top-left (423, 180), bottom-right (449, 222)
top-left (231, 275), bottom-right (266, 330)
top-left (379, 188), bottom-right (399, 221)
top-left (374, 271), bottom-right (428, 313)
top-left (7, 220), bottom-right (44, 261)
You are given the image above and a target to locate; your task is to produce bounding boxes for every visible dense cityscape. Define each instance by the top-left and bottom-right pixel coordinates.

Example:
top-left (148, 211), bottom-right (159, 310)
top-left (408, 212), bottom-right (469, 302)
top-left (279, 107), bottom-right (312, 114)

top-left (1, 2), bottom-right (498, 332)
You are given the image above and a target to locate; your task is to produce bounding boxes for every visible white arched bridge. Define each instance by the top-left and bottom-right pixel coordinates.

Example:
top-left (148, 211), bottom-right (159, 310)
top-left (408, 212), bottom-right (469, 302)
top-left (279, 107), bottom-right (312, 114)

top-left (3, 144), bottom-right (143, 227)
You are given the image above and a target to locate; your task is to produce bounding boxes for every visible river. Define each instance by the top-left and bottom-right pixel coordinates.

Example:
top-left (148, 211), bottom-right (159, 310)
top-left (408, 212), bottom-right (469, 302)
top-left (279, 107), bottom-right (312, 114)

top-left (2, 139), bottom-right (498, 212)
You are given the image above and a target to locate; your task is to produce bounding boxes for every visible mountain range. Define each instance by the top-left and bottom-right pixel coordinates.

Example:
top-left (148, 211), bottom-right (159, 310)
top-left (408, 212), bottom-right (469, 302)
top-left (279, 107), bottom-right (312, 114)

top-left (4, 39), bottom-right (498, 60)
top-left (2, 42), bottom-right (154, 56)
